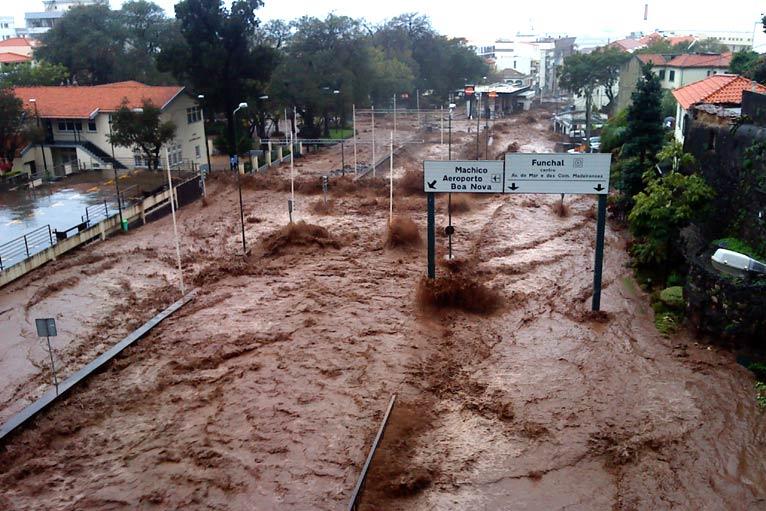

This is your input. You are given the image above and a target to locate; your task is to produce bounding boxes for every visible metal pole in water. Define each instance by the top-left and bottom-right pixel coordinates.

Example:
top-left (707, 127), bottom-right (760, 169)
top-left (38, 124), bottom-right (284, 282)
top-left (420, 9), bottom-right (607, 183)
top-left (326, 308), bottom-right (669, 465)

top-left (592, 195), bottom-right (607, 311)
top-left (46, 335), bottom-right (58, 395)
top-left (166, 161), bottom-right (186, 294)
top-left (427, 193), bottom-right (435, 279)
top-left (440, 106), bottom-right (444, 145)
top-left (389, 131), bottom-right (394, 224)
top-left (371, 106), bottom-right (376, 177)
top-left (353, 104), bottom-right (357, 176)
top-left (290, 130), bottom-right (295, 209)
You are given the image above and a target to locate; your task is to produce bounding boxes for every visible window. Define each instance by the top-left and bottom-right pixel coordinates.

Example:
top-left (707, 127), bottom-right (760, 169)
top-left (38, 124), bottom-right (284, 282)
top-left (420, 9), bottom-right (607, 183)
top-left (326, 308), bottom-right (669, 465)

top-left (57, 120), bottom-right (82, 131)
top-left (707, 130), bottom-right (717, 150)
top-left (133, 149), bottom-right (148, 168)
top-left (669, 70), bottom-right (675, 82)
top-left (168, 141), bottom-right (182, 166)
top-left (88, 120), bottom-right (97, 132)
top-left (658, 69), bottom-right (666, 80)
top-left (195, 145), bottom-right (201, 159)
top-left (186, 106), bottom-right (201, 124)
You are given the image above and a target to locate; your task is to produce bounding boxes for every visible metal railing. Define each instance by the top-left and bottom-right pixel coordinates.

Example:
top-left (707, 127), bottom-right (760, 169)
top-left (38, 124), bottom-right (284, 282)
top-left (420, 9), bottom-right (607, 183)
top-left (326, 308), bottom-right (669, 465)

top-left (82, 201), bottom-right (111, 226)
top-left (0, 225), bottom-right (55, 271)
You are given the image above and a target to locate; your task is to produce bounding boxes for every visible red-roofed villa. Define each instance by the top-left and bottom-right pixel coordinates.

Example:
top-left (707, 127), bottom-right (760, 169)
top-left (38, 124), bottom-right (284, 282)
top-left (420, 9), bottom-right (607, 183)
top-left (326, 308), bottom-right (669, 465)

top-left (10, 81), bottom-right (205, 176)
top-left (671, 74), bottom-right (766, 142)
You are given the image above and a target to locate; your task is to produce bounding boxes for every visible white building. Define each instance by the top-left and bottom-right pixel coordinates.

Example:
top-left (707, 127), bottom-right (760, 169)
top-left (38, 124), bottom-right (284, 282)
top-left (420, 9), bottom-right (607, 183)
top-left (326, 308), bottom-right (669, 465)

top-left (0, 16), bottom-right (15, 41)
top-left (20, 0), bottom-right (107, 37)
top-left (10, 81), bottom-right (206, 176)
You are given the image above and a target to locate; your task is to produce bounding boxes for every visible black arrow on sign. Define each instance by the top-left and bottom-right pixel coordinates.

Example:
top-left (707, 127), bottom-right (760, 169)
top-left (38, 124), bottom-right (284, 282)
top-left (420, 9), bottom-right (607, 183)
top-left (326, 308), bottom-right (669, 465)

top-left (508, 182), bottom-right (519, 191)
top-left (427, 180), bottom-right (437, 189)
top-left (594, 184), bottom-right (605, 192)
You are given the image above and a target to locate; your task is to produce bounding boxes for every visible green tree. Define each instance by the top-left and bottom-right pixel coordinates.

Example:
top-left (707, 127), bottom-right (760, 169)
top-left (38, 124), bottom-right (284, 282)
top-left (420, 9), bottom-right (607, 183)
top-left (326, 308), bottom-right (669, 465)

top-left (620, 63), bottom-right (664, 201)
top-left (0, 87), bottom-right (25, 171)
top-left (660, 89), bottom-right (676, 119)
top-left (0, 61), bottom-right (69, 87)
top-left (369, 47), bottom-right (415, 104)
top-left (628, 172), bottom-right (714, 266)
top-left (559, 53), bottom-right (601, 141)
top-left (35, 4), bottom-right (128, 84)
top-left (657, 140), bottom-right (695, 173)
top-left (107, 99), bottom-right (176, 170)
top-left (692, 37), bottom-right (730, 53)
top-left (600, 108), bottom-right (628, 153)
top-left (270, 14), bottom-right (374, 138)
top-left (120, 1), bottom-right (177, 84)
top-left (592, 47), bottom-right (631, 112)
top-left (729, 50), bottom-right (759, 75)
top-left (160, 0), bottom-right (276, 154)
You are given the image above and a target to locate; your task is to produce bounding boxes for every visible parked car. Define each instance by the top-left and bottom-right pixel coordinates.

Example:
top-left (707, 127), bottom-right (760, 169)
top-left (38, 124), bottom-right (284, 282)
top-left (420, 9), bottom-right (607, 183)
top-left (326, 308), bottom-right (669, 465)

top-left (589, 136), bottom-right (601, 152)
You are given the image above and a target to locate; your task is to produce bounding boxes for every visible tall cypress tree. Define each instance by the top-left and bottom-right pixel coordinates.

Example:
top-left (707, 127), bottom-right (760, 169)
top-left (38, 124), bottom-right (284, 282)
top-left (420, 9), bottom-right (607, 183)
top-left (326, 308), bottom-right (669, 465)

top-left (620, 64), bottom-right (664, 202)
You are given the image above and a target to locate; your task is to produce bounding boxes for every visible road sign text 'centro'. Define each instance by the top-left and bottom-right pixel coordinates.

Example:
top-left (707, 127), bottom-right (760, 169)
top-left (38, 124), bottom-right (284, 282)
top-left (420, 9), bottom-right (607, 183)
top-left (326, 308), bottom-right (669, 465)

top-left (424, 160), bottom-right (504, 193)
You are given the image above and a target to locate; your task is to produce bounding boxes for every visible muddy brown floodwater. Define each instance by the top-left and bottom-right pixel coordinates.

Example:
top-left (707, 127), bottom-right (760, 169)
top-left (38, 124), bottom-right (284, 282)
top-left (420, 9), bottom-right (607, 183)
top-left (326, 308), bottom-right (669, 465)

top-left (1, 108), bottom-right (765, 511)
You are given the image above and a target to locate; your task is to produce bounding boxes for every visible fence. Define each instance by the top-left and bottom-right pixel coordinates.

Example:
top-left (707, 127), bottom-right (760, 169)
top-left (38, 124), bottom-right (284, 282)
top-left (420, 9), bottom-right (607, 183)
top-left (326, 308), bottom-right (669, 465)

top-left (0, 173), bottom-right (203, 287)
top-left (0, 225), bottom-right (55, 272)
top-left (82, 201), bottom-right (111, 225)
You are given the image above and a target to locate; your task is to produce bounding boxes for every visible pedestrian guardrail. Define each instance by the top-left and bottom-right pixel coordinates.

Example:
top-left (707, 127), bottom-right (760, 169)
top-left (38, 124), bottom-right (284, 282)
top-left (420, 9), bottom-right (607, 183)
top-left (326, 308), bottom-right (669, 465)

top-left (0, 225), bottom-right (55, 271)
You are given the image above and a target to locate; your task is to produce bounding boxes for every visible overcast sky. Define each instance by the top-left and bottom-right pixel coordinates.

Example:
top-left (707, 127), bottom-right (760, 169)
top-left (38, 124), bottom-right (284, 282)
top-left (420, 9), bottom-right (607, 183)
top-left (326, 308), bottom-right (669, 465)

top-left (6, 0), bottom-right (765, 44)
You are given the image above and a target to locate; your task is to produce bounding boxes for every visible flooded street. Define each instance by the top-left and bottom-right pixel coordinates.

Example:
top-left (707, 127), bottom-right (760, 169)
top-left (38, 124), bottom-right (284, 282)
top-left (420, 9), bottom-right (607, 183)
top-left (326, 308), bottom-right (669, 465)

top-left (0, 108), bottom-right (764, 510)
top-left (0, 169), bottom-right (169, 245)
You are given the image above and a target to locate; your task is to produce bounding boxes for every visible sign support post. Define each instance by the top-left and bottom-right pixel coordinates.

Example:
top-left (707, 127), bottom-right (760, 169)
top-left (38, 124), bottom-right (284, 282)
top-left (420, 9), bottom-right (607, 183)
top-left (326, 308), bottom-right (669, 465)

top-left (35, 318), bottom-right (59, 395)
top-left (592, 195), bottom-right (607, 311)
top-left (427, 193), bottom-right (435, 279)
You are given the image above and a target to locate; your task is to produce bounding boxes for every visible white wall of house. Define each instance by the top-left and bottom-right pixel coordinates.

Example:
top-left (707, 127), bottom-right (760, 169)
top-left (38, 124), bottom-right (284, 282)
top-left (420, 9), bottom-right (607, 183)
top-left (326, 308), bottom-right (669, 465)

top-left (656, 66), bottom-right (726, 89)
top-left (674, 102), bottom-right (689, 143)
top-left (160, 93), bottom-right (206, 169)
top-left (17, 92), bottom-right (204, 171)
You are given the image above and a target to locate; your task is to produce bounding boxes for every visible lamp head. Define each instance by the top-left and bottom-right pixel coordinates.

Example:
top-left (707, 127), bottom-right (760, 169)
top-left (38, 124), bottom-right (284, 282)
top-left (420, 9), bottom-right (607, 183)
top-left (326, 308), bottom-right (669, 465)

top-left (238, 102), bottom-right (248, 109)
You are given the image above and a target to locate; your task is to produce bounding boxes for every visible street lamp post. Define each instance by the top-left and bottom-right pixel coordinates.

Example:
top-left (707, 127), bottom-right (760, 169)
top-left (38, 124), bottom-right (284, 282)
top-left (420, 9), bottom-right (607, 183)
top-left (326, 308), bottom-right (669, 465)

top-left (233, 102), bottom-right (249, 255)
top-left (28, 99), bottom-right (49, 180)
top-left (107, 117), bottom-right (125, 231)
top-left (197, 94), bottom-right (212, 196)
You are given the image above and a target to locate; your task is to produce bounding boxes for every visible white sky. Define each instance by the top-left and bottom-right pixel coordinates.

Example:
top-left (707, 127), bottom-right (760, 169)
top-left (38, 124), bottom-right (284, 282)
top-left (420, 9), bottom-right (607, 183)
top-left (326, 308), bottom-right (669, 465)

top-left (3, 0), bottom-right (764, 44)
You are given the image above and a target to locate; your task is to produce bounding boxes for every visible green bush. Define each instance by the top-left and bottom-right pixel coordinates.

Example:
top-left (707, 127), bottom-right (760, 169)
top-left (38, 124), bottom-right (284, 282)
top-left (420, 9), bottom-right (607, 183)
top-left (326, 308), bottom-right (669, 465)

top-left (659, 286), bottom-right (684, 309)
top-left (629, 172), bottom-right (715, 266)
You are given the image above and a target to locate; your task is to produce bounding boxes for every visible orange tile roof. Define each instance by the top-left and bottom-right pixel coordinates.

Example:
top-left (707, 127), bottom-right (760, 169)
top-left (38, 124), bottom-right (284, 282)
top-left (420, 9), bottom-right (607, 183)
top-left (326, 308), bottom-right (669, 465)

top-left (13, 82), bottom-right (186, 119)
top-left (666, 52), bottom-right (732, 68)
top-left (636, 53), bottom-right (668, 65)
top-left (667, 35), bottom-right (695, 46)
top-left (672, 74), bottom-right (766, 110)
top-left (0, 52), bottom-right (31, 64)
top-left (0, 37), bottom-right (34, 48)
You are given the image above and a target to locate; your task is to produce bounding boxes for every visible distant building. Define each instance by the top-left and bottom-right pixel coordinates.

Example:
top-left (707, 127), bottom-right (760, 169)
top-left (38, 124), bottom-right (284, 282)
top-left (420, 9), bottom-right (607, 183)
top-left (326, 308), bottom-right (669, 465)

top-left (10, 81), bottom-right (205, 177)
top-left (0, 16), bottom-right (15, 41)
top-left (473, 36), bottom-right (575, 95)
top-left (615, 52), bottom-right (732, 113)
top-left (19, 0), bottom-right (107, 38)
top-left (0, 37), bottom-right (35, 68)
top-left (671, 74), bottom-right (766, 143)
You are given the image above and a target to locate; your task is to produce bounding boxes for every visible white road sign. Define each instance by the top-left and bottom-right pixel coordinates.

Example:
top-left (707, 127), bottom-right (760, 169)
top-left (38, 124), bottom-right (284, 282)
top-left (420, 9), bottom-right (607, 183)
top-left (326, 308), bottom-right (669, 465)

top-left (504, 153), bottom-right (611, 194)
top-left (424, 160), bottom-right (504, 193)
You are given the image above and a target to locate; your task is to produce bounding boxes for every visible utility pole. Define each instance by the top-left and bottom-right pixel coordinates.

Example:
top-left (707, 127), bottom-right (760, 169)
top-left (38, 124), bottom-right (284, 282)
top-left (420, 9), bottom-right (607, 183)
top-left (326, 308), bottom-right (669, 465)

top-left (353, 103), bottom-right (357, 175)
top-left (476, 92), bottom-right (481, 159)
top-left (371, 105), bottom-right (376, 177)
top-left (165, 146), bottom-right (186, 295)
top-left (416, 88), bottom-right (420, 128)
top-left (107, 118), bottom-right (125, 231)
top-left (198, 95), bottom-right (211, 196)
top-left (233, 102), bottom-right (248, 255)
top-left (440, 106), bottom-right (444, 145)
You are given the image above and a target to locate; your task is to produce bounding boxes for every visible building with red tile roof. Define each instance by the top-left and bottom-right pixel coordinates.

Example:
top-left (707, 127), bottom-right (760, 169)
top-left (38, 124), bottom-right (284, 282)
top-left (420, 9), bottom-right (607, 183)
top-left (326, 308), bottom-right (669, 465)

top-left (10, 81), bottom-right (206, 177)
top-left (0, 37), bottom-right (35, 58)
top-left (13, 83), bottom-right (185, 119)
top-left (672, 74), bottom-right (766, 143)
top-left (616, 52), bottom-right (733, 113)
top-left (0, 52), bottom-right (31, 65)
